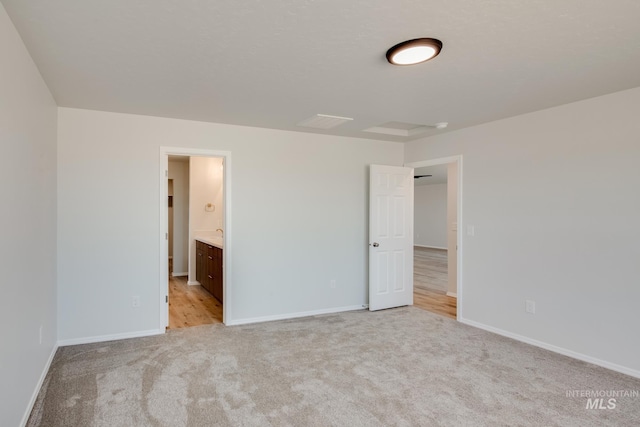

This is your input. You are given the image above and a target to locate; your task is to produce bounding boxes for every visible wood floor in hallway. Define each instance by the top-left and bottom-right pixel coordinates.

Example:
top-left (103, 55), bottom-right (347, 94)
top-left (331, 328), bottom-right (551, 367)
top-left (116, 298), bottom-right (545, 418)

top-left (168, 274), bottom-right (223, 329)
top-left (413, 247), bottom-right (457, 319)
top-left (414, 247), bottom-right (448, 292)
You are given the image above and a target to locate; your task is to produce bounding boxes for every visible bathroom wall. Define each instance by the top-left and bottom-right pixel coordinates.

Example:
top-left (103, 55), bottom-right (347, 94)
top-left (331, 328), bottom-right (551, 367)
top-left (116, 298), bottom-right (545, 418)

top-left (188, 156), bottom-right (224, 283)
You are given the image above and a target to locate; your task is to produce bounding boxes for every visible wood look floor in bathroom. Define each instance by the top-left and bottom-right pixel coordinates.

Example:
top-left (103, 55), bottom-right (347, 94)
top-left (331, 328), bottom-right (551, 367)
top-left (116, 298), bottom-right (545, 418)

top-left (168, 273), bottom-right (222, 329)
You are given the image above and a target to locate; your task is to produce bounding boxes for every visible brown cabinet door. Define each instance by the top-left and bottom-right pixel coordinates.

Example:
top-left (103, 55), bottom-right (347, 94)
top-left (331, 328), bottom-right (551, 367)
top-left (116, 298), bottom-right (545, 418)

top-left (196, 245), bottom-right (204, 284)
top-left (206, 250), bottom-right (215, 296)
top-left (195, 243), bottom-right (223, 303)
top-left (213, 248), bottom-right (223, 302)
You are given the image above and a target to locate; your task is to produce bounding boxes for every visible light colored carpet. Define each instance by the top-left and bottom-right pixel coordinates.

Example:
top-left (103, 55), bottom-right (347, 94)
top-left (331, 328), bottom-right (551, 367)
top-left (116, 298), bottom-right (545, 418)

top-left (28, 307), bottom-right (639, 426)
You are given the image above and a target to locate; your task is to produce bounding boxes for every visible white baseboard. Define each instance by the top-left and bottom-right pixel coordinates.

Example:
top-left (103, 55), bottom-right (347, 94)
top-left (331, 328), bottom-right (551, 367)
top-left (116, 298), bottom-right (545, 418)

top-left (446, 291), bottom-right (458, 298)
top-left (171, 272), bottom-right (188, 277)
top-left (187, 280), bottom-right (200, 286)
top-left (459, 318), bottom-right (640, 379)
top-left (57, 329), bottom-right (164, 347)
top-left (414, 244), bottom-right (447, 250)
top-left (20, 343), bottom-right (58, 427)
top-left (226, 304), bottom-right (367, 326)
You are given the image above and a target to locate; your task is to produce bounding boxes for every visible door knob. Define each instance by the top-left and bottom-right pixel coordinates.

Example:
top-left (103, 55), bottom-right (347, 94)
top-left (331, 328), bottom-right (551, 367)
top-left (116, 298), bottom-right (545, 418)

top-left (371, 242), bottom-right (379, 247)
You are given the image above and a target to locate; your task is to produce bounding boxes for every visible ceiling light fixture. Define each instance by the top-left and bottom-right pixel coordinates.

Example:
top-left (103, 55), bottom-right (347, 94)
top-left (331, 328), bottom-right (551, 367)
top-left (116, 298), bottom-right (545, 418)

top-left (386, 38), bottom-right (443, 66)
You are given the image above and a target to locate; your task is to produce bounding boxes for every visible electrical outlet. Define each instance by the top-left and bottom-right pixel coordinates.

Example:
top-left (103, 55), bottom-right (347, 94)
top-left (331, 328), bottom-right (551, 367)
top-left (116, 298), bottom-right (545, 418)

top-left (526, 300), bottom-right (536, 314)
top-left (330, 279), bottom-right (336, 289)
top-left (39, 325), bottom-right (43, 345)
top-left (132, 296), bottom-right (141, 308)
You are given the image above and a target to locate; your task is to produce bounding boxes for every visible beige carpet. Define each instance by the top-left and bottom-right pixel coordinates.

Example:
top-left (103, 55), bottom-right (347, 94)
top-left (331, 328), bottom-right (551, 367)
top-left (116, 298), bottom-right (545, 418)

top-left (28, 307), bottom-right (639, 426)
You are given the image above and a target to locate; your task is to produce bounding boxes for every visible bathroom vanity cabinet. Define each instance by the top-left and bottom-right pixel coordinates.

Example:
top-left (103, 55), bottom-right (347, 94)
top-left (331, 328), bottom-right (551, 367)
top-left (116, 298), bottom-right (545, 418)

top-left (196, 240), bottom-right (223, 303)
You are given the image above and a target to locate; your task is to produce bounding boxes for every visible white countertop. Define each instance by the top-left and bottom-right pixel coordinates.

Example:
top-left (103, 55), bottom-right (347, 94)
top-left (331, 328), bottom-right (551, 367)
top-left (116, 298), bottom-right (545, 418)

top-left (195, 236), bottom-right (224, 249)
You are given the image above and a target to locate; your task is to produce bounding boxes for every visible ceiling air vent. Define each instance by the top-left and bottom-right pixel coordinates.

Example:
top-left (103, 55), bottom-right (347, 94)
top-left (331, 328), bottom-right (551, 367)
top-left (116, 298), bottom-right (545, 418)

top-left (297, 114), bottom-right (354, 130)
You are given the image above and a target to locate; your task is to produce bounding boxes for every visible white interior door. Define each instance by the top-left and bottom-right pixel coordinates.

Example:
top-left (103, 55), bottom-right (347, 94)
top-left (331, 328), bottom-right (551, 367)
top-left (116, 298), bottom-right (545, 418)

top-left (369, 165), bottom-right (414, 311)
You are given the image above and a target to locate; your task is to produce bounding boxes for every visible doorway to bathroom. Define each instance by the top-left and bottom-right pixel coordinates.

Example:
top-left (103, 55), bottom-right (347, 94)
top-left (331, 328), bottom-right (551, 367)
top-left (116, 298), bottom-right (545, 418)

top-left (159, 147), bottom-right (232, 330)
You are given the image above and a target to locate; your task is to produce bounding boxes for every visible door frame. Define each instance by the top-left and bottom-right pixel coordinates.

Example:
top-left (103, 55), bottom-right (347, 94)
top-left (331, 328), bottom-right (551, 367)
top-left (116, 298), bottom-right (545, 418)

top-left (404, 155), bottom-right (463, 320)
top-left (159, 146), bottom-right (232, 329)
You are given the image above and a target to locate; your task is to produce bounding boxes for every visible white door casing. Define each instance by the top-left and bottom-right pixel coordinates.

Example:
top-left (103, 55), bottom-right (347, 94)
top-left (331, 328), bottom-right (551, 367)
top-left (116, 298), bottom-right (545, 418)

top-left (369, 165), bottom-right (414, 311)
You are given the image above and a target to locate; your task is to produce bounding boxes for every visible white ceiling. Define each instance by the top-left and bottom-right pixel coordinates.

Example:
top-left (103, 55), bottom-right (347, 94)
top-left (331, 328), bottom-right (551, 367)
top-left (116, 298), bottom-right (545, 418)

top-left (414, 164), bottom-right (448, 186)
top-left (3, 0), bottom-right (640, 142)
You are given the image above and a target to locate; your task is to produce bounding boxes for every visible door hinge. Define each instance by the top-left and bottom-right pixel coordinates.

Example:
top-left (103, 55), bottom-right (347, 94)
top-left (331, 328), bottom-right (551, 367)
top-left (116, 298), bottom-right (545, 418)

top-left (165, 170), bottom-right (168, 177)
top-left (166, 295), bottom-right (168, 303)
top-left (165, 232), bottom-right (168, 240)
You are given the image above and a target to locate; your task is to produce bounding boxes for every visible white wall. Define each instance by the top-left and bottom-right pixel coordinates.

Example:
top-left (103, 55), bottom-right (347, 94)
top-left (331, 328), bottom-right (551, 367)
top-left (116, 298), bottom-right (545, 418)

top-left (57, 108), bottom-right (403, 340)
top-left (405, 86), bottom-right (640, 375)
top-left (188, 156), bottom-right (224, 283)
top-left (0, 4), bottom-right (58, 426)
top-left (168, 161), bottom-right (189, 275)
top-left (414, 184), bottom-right (447, 248)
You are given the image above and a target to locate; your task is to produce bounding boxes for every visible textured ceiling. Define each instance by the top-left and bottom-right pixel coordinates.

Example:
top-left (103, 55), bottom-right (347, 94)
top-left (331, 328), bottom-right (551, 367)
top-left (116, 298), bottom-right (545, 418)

top-left (3, 0), bottom-right (640, 142)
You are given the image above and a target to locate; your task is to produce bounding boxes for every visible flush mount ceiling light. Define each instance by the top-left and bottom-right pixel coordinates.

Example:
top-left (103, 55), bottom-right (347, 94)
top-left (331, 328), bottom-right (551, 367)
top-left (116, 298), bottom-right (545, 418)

top-left (386, 38), bottom-right (443, 65)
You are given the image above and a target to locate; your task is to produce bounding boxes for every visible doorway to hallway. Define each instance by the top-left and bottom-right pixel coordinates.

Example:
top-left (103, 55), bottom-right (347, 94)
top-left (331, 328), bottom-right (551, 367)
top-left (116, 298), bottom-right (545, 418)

top-left (407, 156), bottom-right (461, 320)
